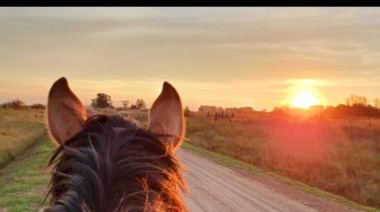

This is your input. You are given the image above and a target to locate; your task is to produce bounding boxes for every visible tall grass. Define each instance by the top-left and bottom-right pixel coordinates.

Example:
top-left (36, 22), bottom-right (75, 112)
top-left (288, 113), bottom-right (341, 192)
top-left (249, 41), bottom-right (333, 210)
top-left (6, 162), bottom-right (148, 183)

top-left (186, 115), bottom-right (380, 208)
top-left (0, 108), bottom-right (46, 168)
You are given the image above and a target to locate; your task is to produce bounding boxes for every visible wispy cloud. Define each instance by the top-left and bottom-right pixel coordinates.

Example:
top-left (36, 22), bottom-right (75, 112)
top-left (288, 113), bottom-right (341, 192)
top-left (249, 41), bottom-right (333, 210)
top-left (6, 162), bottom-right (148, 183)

top-left (1, 8), bottom-right (380, 109)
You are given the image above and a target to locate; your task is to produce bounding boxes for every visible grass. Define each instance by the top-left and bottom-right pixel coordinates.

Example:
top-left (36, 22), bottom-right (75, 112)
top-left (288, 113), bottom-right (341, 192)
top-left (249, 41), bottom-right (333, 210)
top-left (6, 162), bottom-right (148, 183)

top-left (1, 108), bottom-right (378, 211)
top-left (0, 134), bottom-right (54, 212)
top-left (0, 108), bottom-right (46, 168)
top-left (0, 108), bottom-right (149, 211)
top-left (185, 115), bottom-right (380, 209)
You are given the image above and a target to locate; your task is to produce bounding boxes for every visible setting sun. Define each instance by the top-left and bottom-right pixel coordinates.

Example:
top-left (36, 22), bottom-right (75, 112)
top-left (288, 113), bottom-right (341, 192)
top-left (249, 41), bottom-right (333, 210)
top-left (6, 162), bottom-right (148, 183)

top-left (290, 90), bottom-right (319, 109)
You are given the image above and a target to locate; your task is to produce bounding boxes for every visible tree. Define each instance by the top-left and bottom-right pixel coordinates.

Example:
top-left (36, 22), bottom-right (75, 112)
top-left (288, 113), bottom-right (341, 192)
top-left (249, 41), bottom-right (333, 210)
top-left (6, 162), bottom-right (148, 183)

top-left (91, 93), bottom-right (113, 108)
top-left (30, 103), bottom-right (46, 110)
top-left (184, 106), bottom-right (191, 117)
top-left (373, 97), bottom-right (380, 109)
top-left (346, 94), bottom-right (369, 106)
top-left (121, 100), bottom-right (129, 110)
top-left (136, 99), bottom-right (146, 110)
top-left (4, 99), bottom-right (26, 110)
top-left (198, 105), bottom-right (217, 113)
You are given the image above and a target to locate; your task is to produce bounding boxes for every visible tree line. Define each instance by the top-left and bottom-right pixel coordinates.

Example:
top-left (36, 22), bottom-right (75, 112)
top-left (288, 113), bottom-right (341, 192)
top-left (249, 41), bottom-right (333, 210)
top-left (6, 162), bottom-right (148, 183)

top-left (2, 93), bottom-right (148, 111)
top-left (91, 93), bottom-right (147, 110)
top-left (316, 94), bottom-right (380, 118)
top-left (1, 99), bottom-right (45, 110)
top-left (198, 105), bottom-right (254, 114)
top-left (5, 93), bottom-right (380, 118)
top-left (197, 94), bottom-right (380, 119)
top-left (272, 94), bottom-right (380, 118)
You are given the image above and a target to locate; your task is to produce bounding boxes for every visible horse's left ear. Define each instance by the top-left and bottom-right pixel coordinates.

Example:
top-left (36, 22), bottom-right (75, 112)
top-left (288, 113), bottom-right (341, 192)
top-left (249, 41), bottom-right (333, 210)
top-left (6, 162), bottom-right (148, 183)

top-left (148, 82), bottom-right (185, 152)
top-left (47, 77), bottom-right (87, 145)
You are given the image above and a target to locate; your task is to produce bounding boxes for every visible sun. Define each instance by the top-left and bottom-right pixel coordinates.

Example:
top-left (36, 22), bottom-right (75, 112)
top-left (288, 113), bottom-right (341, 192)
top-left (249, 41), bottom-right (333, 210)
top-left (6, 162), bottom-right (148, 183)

top-left (290, 90), bottom-right (319, 109)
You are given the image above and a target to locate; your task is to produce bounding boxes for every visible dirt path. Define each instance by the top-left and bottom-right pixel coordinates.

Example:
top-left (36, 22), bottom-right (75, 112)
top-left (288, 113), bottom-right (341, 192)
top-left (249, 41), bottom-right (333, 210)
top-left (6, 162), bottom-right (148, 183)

top-left (178, 149), bottom-right (362, 212)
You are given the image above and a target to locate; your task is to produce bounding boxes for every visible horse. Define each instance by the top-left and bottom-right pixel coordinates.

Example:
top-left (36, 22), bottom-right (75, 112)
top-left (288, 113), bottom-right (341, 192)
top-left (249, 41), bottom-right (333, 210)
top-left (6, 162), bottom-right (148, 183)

top-left (45, 77), bottom-right (188, 212)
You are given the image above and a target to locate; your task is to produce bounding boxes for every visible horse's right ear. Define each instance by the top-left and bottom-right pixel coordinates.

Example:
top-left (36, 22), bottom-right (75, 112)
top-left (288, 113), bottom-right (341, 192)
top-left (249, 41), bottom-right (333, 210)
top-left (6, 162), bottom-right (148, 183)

top-left (47, 77), bottom-right (87, 145)
top-left (148, 82), bottom-right (185, 153)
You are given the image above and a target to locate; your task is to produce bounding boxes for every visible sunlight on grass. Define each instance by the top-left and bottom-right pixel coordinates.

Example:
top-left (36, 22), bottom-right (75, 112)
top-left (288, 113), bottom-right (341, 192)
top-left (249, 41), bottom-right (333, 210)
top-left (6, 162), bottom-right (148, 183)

top-left (181, 142), bottom-right (379, 212)
top-left (0, 108), bottom-right (46, 168)
top-left (185, 115), bottom-right (380, 210)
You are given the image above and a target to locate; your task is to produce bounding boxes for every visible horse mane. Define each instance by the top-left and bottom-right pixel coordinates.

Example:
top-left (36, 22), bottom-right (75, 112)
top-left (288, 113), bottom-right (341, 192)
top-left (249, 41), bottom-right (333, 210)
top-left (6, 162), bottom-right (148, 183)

top-left (47, 114), bottom-right (187, 212)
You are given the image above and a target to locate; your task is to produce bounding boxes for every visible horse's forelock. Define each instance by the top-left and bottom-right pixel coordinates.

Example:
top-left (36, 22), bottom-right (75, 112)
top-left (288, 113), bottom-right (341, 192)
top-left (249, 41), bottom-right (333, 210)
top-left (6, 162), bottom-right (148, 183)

top-left (47, 115), bottom-right (187, 212)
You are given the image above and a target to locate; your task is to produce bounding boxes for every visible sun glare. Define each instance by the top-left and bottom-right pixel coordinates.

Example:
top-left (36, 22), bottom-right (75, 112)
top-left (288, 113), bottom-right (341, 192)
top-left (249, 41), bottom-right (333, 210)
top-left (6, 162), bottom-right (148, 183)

top-left (290, 90), bottom-right (319, 109)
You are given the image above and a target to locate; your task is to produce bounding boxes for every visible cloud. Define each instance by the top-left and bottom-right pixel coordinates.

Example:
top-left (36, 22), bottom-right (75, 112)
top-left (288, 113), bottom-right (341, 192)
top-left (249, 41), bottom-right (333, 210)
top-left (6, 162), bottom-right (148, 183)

top-left (1, 8), bottom-right (380, 109)
top-left (0, 7), bottom-right (162, 20)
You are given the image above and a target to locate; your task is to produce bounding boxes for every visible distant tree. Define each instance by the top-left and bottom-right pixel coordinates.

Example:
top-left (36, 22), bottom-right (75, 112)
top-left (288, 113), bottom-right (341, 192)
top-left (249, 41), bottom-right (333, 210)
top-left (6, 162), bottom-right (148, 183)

top-left (5, 99), bottom-right (26, 110)
top-left (198, 105), bottom-right (217, 113)
top-left (373, 98), bottom-right (380, 109)
top-left (91, 93), bottom-right (113, 108)
top-left (271, 107), bottom-right (291, 118)
top-left (136, 99), bottom-right (146, 110)
top-left (217, 107), bottom-right (224, 112)
top-left (184, 106), bottom-right (191, 117)
top-left (130, 104), bottom-right (137, 109)
top-left (238, 107), bottom-right (253, 114)
top-left (121, 100), bottom-right (129, 110)
top-left (115, 107), bottom-right (124, 111)
top-left (30, 103), bottom-right (46, 110)
top-left (323, 100), bottom-right (380, 118)
top-left (346, 94), bottom-right (369, 106)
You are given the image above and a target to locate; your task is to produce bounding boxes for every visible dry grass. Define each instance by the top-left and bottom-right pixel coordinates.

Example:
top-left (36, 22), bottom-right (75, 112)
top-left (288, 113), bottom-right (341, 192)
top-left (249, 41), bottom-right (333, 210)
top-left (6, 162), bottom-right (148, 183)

top-left (185, 115), bottom-right (380, 209)
top-left (1, 108), bottom-right (378, 210)
top-left (0, 108), bottom-right (46, 168)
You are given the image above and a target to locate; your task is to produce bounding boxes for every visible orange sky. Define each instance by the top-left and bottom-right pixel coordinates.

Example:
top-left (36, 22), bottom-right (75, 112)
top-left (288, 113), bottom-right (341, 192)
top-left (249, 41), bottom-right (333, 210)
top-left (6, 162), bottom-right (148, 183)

top-left (1, 7), bottom-right (380, 111)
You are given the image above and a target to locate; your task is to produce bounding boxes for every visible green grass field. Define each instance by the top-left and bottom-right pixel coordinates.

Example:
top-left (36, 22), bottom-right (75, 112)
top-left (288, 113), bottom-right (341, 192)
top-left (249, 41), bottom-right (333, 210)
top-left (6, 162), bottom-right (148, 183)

top-left (0, 134), bottom-right (53, 212)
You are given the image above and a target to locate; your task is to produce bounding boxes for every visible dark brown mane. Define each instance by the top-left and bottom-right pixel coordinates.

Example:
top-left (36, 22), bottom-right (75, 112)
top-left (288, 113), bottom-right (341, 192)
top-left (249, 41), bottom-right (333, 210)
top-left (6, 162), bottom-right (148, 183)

top-left (47, 115), bottom-right (187, 212)
top-left (46, 77), bottom-right (187, 211)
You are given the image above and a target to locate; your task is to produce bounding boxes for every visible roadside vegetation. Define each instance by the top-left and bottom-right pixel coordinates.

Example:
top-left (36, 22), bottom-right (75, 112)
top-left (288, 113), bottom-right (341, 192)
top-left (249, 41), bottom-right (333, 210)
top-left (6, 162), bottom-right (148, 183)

top-left (0, 135), bottom-right (52, 212)
top-left (0, 107), bottom-right (150, 211)
top-left (1, 95), bottom-right (379, 211)
top-left (185, 113), bottom-right (380, 209)
top-left (0, 108), bottom-right (46, 168)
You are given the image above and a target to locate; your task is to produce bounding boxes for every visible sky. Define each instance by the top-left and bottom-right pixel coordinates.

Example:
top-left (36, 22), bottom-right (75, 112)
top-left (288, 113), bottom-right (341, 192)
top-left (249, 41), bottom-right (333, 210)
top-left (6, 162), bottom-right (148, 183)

top-left (1, 7), bottom-right (380, 111)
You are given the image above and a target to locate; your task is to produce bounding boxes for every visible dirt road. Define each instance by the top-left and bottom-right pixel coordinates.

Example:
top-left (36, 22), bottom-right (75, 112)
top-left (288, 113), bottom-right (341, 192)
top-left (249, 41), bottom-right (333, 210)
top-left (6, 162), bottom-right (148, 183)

top-left (178, 149), bottom-right (361, 212)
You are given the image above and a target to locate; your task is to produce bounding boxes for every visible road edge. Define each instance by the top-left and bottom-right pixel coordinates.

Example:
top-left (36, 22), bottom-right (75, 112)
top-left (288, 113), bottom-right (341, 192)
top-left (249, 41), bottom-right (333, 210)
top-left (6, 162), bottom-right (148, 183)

top-left (181, 142), bottom-right (379, 212)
